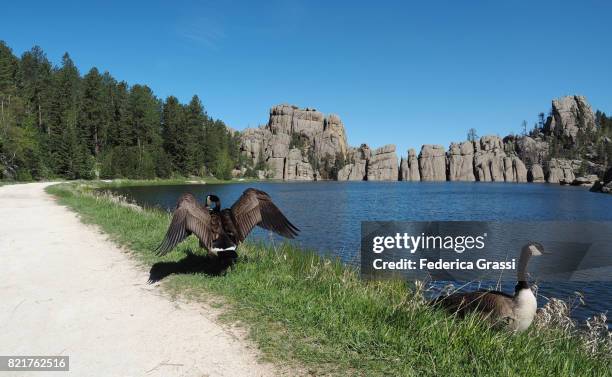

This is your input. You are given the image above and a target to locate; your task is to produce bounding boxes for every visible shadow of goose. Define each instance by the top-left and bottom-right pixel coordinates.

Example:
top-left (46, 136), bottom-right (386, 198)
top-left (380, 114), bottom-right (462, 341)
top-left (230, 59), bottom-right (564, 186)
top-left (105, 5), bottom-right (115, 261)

top-left (148, 250), bottom-right (237, 283)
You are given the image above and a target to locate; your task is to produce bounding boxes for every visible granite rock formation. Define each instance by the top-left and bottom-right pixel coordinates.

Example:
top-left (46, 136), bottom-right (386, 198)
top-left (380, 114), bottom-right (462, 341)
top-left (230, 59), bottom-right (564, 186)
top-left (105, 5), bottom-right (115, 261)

top-left (528, 164), bottom-right (545, 183)
top-left (589, 167), bottom-right (612, 194)
top-left (367, 145), bottom-right (399, 181)
top-left (503, 156), bottom-right (528, 183)
top-left (546, 158), bottom-right (581, 184)
top-left (240, 95), bottom-right (606, 188)
top-left (474, 136), bottom-right (506, 182)
top-left (448, 142), bottom-right (475, 181)
top-left (337, 145), bottom-right (371, 181)
top-left (399, 149), bottom-right (420, 181)
top-left (285, 148), bottom-right (315, 180)
top-left (418, 145), bottom-right (447, 181)
top-left (515, 136), bottom-right (549, 167)
top-left (240, 104), bottom-right (349, 180)
top-left (545, 95), bottom-right (597, 141)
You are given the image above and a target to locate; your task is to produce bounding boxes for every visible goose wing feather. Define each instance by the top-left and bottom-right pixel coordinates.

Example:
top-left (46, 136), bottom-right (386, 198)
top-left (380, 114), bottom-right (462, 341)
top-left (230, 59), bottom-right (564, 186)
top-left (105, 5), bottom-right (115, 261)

top-left (434, 290), bottom-right (514, 318)
top-left (230, 188), bottom-right (299, 242)
top-left (156, 193), bottom-right (214, 255)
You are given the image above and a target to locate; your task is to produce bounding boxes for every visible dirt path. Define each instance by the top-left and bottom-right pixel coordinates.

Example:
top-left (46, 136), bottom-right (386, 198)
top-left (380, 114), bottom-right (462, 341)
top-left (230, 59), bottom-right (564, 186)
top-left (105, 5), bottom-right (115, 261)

top-left (0, 183), bottom-right (276, 377)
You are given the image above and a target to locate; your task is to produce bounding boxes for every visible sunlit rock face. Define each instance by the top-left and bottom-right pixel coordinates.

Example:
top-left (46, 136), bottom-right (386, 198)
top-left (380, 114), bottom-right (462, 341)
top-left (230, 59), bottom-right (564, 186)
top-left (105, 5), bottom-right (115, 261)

top-left (473, 136), bottom-right (506, 182)
top-left (338, 144), bottom-right (371, 181)
top-left (503, 156), bottom-right (528, 183)
top-left (240, 95), bottom-right (599, 185)
top-left (545, 95), bottom-right (596, 141)
top-left (448, 141), bottom-right (475, 182)
top-left (418, 145), bottom-right (447, 181)
top-left (367, 145), bottom-right (399, 181)
top-left (546, 158), bottom-right (581, 184)
top-left (399, 148), bottom-right (420, 181)
top-left (528, 164), bottom-right (545, 183)
top-left (284, 148), bottom-right (315, 181)
top-left (239, 104), bottom-right (349, 180)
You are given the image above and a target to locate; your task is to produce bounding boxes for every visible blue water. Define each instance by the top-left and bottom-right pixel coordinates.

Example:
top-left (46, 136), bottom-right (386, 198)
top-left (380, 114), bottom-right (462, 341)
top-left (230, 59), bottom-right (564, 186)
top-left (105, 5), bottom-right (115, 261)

top-left (109, 181), bottom-right (612, 324)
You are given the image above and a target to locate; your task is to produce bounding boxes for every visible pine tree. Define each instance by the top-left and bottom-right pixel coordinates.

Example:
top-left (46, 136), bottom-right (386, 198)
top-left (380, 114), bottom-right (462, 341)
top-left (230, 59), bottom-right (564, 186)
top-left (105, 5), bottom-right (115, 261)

top-left (0, 41), bottom-right (18, 94)
top-left (184, 95), bottom-right (204, 175)
top-left (17, 46), bottom-right (53, 133)
top-left (78, 67), bottom-right (107, 156)
top-left (48, 53), bottom-right (88, 178)
top-left (162, 96), bottom-right (186, 173)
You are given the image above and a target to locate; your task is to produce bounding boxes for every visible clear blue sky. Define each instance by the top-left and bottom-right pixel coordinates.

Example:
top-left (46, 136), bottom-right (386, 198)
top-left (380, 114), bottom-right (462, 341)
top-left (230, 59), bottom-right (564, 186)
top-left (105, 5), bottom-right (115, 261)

top-left (3, 1), bottom-right (611, 156)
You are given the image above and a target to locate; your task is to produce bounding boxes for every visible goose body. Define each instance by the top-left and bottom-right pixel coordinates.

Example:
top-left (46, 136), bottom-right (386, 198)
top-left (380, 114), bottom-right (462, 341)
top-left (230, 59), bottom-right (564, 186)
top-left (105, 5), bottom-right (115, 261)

top-left (156, 188), bottom-right (299, 256)
top-left (433, 242), bottom-right (546, 332)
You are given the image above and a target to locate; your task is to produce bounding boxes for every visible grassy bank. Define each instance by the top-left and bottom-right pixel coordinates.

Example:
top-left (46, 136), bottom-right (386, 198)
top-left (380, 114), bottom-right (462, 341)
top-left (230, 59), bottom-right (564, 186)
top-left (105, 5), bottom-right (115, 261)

top-left (93, 176), bottom-right (263, 188)
top-left (0, 176), bottom-right (261, 189)
top-left (46, 182), bottom-right (611, 377)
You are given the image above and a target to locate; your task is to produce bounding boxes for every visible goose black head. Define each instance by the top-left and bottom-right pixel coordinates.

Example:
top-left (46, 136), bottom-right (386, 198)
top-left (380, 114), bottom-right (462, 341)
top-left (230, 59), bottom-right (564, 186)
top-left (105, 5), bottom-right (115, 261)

top-left (206, 194), bottom-right (221, 210)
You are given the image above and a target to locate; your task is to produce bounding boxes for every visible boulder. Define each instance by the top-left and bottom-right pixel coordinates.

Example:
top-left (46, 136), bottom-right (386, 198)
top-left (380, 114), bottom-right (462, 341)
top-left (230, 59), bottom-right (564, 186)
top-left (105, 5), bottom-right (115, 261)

top-left (474, 136), bottom-right (506, 182)
top-left (231, 168), bottom-right (246, 178)
top-left (503, 156), bottom-right (528, 183)
top-left (448, 142), bottom-right (475, 181)
top-left (515, 136), bottom-right (549, 166)
top-left (571, 174), bottom-right (599, 187)
top-left (528, 164), bottom-right (545, 183)
top-left (418, 145), bottom-right (447, 181)
top-left (546, 158), bottom-right (580, 184)
top-left (256, 170), bottom-right (270, 180)
top-left (544, 95), bottom-right (597, 141)
top-left (367, 144), bottom-right (399, 181)
top-left (590, 168), bottom-right (612, 194)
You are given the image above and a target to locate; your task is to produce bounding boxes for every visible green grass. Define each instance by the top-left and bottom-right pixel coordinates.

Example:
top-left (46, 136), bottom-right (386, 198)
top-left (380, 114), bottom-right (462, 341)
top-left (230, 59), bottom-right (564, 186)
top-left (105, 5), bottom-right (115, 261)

top-left (0, 176), bottom-right (262, 189)
top-left (46, 182), bottom-right (611, 377)
top-left (79, 176), bottom-right (262, 188)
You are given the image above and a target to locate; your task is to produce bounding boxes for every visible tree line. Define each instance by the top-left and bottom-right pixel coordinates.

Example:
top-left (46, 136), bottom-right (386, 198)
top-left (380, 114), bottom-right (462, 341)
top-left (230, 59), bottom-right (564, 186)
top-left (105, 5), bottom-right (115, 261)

top-left (0, 41), bottom-right (241, 181)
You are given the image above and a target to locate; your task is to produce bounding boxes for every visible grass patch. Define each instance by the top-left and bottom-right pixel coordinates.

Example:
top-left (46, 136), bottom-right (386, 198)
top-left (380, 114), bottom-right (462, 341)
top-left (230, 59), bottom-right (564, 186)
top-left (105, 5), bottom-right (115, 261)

top-left (46, 182), bottom-right (611, 377)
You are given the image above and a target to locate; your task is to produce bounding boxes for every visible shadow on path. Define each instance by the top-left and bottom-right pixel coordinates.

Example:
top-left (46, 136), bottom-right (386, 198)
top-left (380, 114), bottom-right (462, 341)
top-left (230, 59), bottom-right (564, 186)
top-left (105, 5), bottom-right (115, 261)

top-left (148, 250), bottom-right (237, 283)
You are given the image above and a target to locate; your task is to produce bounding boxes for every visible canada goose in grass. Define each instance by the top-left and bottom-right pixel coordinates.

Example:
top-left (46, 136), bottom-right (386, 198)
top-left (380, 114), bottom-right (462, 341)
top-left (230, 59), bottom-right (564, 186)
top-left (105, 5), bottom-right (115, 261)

top-left (156, 188), bottom-right (299, 257)
top-left (433, 242), bottom-right (548, 332)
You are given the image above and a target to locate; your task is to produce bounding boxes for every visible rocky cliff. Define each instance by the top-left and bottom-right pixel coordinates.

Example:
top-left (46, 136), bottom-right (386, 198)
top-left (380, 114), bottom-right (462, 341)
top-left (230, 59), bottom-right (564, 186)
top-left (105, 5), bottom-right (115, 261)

top-left (367, 145), bottom-right (399, 181)
top-left (399, 149), bottom-right (420, 181)
top-left (239, 95), bottom-right (608, 186)
top-left (337, 144), bottom-right (370, 181)
top-left (418, 145), bottom-right (447, 181)
top-left (240, 104), bottom-right (350, 180)
top-left (545, 95), bottom-right (597, 141)
top-left (448, 142), bottom-right (475, 181)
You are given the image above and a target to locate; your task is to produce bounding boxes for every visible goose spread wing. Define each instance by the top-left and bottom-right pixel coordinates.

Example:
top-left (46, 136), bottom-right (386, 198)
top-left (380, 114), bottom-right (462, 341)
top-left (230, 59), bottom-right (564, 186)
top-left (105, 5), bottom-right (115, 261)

top-left (230, 188), bottom-right (299, 242)
top-left (156, 193), bottom-right (214, 255)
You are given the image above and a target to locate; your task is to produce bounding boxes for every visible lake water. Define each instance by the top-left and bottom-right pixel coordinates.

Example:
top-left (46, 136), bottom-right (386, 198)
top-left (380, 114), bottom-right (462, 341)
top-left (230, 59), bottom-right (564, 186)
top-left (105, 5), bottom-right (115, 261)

top-left (108, 181), bottom-right (612, 325)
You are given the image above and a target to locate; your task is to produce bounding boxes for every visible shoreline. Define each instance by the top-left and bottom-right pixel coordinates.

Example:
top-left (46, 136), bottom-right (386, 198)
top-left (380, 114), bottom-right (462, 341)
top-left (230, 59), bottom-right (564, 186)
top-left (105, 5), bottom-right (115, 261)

top-left (42, 181), bottom-right (611, 376)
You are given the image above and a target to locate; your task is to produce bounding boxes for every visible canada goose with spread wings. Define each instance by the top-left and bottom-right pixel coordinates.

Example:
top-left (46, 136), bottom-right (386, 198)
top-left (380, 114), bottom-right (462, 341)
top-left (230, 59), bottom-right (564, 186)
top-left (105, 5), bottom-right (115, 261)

top-left (156, 188), bottom-right (299, 256)
top-left (432, 242), bottom-right (548, 332)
